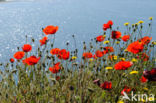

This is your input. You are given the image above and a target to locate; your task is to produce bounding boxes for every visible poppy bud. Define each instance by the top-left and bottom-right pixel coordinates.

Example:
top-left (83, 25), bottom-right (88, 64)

top-left (32, 38), bottom-right (35, 42)
top-left (72, 34), bottom-right (75, 38)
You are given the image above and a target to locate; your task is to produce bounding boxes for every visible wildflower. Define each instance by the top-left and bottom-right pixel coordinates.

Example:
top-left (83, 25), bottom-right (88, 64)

top-left (83, 52), bottom-right (93, 59)
top-left (143, 68), bottom-right (156, 81)
top-left (149, 97), bottom-right (154, 101)
top-left (10, 58), bottom-right (15, 63)
top-left (138, 20), bottom-right (144, 24)
top-left (43, 25), bottom-right (59, 35)
top-left (143, 87), bottom-right (148, 91)
top-left (56, 76), bottom-right (60, 81)
top-left (49, 62), bottom-right (61, 74)
top-left (114, 55), bottom-right (117, 60)
top-left (140, 76), bottom-right (148, 83)
top-left (121, 86), bottom-right (131, 95)
top-left (72, 56), bottom-right (77, 60)
top-left (120, 58), bottom-right (125, 61)
top-left (96, 35), bottom-right (105, 42)
top-left (100, 81), bottom-right (112, 90)
top-left (127, 41), bottom-right (144, 54)
top-left (117, 100), bottom-right (124, 103)
top-left (103, 46), bottom-right (114, 54)
top-left (130, 71), bottom-right (139, 74)
top-left (95, 50), bottom-right (104, 58)
top-left (114, 61), bottom-right (133, 70)
top-left (103, 40), bottom-right (110, 44)
top-left (105, 67), bottom-right (113, 70)
top-left (111, 31), bottom-right (121, 39)
top-left (122, 35), bottom-right (130, 42)
top-left (93, 54), bottom-right (97, 59)
top-left (139, 36), bottom-right (152, 45)
top-left (149, 17), bottom-right (153, 20)
top-left (23, 56), bottom-right (40, 65)
top-left (137, 53), bottom-right (149, 61)
top-left (131, 58), bottom-right (138, 62)
top-left (152, 41), bottom-right (156, 45)
top-left (40, 36), bottom-right (48, 46)
top-left (124, 22), bottom-right (129, 26)
top-left (116, 41), bottom-right (120, 44)
top-left (50, 48), bottom-right (60, 55)
top-left (89, 58), bottom-right (93, 62)
top-left (22, 44), bottom-right (32, 52)
top-left (57, 49), bottom-right (70, 60)
top-left (14, 51), bottom-right (25, 60)
top-left (124, 49), bottom-right (128, 52)
top-left (135, 23), bottom-right (138, 26)
top-left (103, 20), bottom-right (113, 31)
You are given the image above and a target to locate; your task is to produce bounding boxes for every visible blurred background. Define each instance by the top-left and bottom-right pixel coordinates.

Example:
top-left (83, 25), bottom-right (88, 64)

top-left (0, 0), bottom-right (155, 62)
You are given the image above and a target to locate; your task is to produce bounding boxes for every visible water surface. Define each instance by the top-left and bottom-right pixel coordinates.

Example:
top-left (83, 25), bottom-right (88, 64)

top-left (0, 0), bottom-right (156, 62)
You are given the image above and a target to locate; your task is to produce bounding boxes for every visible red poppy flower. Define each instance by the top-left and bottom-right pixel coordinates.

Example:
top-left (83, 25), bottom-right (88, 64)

top-left (14, 51), bottom-right (25, 60)
top-left (140, 76), bottom-right (148, 83)
top-left (139, 36), bottom-right (152, 45)
top-left (100, 81), bottom-right (112, 90)
top-left (83, 52), bottom-right (93, 59)
top-left (103, 20), bottom-right (113, 31)
top-left (103, 46), bottom-right (114, 54)
top-left (40, 36), bottom-right (48, 46)
top-left (93, 54), bottom-right (97, 59)
top-left (121, 86), bottom-right (131, 95)
top-left (96, 35), bottom-right (105, 42)
top-left (50, 48), bottom-right (60, 55)
top-left (23, 56), bottom-right (40, 65)
top-left (122, 35), bottom-right (130, 42)
top-left (114, 61), bottom-right (133, 70)
top-left (43, 25), bottom-right (59, 35)
top-left (137, 53), bottom-right (149, 61)
top-left (111, 31), bottom-right (121, 39)
top-left (143, 68), bottom-right (156, 81)
top-left (95, 50), bottom-right (104, 57)
top-left (49, 62), bottom-right (61, 74)
top-left (150, 68), bottom-right (156, 75)
top-left (56, 76), bottom-right (60, 81)
top-left (10, 58), bottom-right (15, 63)
top-left (22, 44), bottom-right (32, 52)
top-left (57, 49), bottom-right (70, 60)
top-left (127, 41), bottom-right (144, 54)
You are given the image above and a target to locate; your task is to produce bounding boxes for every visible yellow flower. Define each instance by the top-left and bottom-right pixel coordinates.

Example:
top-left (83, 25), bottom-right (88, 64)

top-left (132, 24), bottom-right (135, 27)
top-left (135, 23), bottom-right (139, 26)
top-left (89, 58), bottom-right (93, 62)
top-left (130, 71), bottom-right (139, 74)
top-left (149, 97), bottom-right (155, 101)
top-left (124, 49), bottom-right (128, 52)
top-left (117, 100), bottom-right (124, 103)
top-left (131, 58), bottom-right (138, 62)
top-left (124, 22), bottom-right (129, 26)
top-left (103, 40), bottom-right (110, 44)
top-left (138, 20), bottom-right (144, 24)
top-left (105, 67), bottom-right (113, 70)
top-left (120, 58), bottom-right (125, 61)
top-left (103, 35), bottom-right (106, 38)
top-left (143, 87), bottom-right (148, 91)
top-left (152, 41), bottom-right (156, 45)
top-left (141, 98), bottom-right (146, 102)
top-left (114, 56), bottom-right (117, 60)
top-left (72, 56), bottom-right (77, 60)
top-left (149, 17), bottom-right (153, 20)
top-left (116, 41), bottom-right (120, 44)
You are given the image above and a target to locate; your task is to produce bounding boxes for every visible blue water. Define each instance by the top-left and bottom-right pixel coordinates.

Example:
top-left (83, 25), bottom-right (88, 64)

top-left (0, 0), bottom-right (156, 62)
